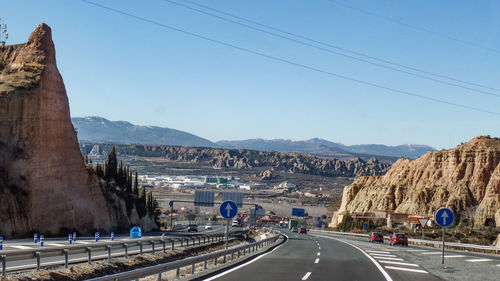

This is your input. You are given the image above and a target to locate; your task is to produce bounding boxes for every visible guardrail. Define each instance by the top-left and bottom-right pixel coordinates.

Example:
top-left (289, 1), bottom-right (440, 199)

top-left (0, 230), bottom-right (249, 276)
top-left (87, 232), bottom-right (283, 281)
top-left (310, 229), bottom-right (500, 254)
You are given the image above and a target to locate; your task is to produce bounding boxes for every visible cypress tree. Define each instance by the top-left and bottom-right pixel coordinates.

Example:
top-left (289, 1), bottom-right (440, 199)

top-left (106, 146), bottom-right (118, 180)
top-left (133, 172), bottom-right (138, 194)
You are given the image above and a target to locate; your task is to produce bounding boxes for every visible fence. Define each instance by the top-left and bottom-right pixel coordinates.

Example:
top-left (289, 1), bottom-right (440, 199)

top-left (88, 232), bottom-right (283, 281)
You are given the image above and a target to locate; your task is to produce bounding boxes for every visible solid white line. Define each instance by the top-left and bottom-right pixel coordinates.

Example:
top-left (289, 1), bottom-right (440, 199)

top-left (314, 258), bottom-right (319, 264)
top-left (384, 266), bottom-right (428, 273)
top-left (378, 260), bottom-right (420, 267)
top-left (374, 257), bottom-right (404, 261)
top-left (314, 234), bottom-right (393, 281)
top-left (302, 272), bottom-right (312, 280)
top-left (202, 234), bottom-right (286, 281)
top-left (317, 252), bottom-right (320, 256)
top-left (10, 245), bottom-right (33, 249)
top-left (421, 252), bottom-right (442, 255)
top-left (465, 258), bottom-right (492, 262)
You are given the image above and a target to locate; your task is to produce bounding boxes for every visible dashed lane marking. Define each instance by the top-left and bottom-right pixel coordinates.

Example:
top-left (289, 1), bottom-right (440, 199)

top-left (10, 245), bottom-right (33, 249)
top-left (318, 246), bottom-right (321, 250)
top-left (302, 272), bottom-right (312, 280)
top-left (421, 252), bottom-right (442, 255)
top-left (443, 255), bottom-right (466, 258)
top-left (378, 260), bottom-right (420, 267)
top-left (374, 257), bottom-right (404, 261)
top-left (317, 252), bottom-right (320, 256)
top-left (384, 266), bottom-right (428, 273)
top-left (465, 258), bottom-right (493, 263)
top-left (315, 258), bottom-right (319, 264)
top-left (406, 249), bottom-right (427, 252)
top-left (366, 250), bottom-right (392, 254)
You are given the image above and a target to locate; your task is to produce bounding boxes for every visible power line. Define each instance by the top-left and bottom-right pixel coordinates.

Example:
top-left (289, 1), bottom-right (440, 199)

top-left (79, 0), bottom-right (500, 117)
top-left (325, 0), bottom-right (500, 54)
top-left (172, 0), bottom-right (500, 96)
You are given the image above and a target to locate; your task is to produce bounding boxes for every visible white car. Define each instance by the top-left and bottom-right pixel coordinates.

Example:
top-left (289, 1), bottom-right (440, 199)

top-left (205, 224), bottom-right (213, 230)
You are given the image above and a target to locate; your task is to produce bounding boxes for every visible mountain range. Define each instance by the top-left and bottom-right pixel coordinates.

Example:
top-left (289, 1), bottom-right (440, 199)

top-left (72, 116), bottom-right (435, 160)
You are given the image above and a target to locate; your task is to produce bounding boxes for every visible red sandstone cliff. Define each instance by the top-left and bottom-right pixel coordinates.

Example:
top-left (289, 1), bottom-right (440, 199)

top-left (331, 136), bottom-right (500, 229)
top-left (0, 24), bottom-right (155, 237)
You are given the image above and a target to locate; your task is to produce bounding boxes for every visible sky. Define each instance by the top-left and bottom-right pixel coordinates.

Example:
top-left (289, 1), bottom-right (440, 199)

top-left (2, 0), bottom-right (500, 149)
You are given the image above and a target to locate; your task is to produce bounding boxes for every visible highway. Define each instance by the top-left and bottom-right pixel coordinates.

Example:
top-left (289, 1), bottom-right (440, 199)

top-left (201, 229), bottom-right (500, 281)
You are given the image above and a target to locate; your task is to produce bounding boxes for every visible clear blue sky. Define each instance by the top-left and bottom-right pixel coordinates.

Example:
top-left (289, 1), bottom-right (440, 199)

top-left (3, 0), bottom-right (500, 148)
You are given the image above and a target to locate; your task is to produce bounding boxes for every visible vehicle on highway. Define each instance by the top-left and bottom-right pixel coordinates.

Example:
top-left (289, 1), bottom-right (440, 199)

top-left (187, 224), bottom-right (198, 232)
top-left (390, 233), bottom-right (408, 246)
top-left (232, 220), bottom-right (242, 227)
top-left (369, 232), bottom-right (384, 243)
top-left (298, 227), bottom-right (307, 234)
top-left (205, 224), bottom-right (213, 230)
top-left (291, 226), bottom-right (298, 233)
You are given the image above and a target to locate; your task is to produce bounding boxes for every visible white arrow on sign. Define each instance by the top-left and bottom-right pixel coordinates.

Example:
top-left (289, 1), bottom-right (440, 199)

top-left (441, 211), bottom-right (448, 225)
top-left (225, 203), bottom-right (233, 218)
top-left (418, 218), bottom-right (429, 228)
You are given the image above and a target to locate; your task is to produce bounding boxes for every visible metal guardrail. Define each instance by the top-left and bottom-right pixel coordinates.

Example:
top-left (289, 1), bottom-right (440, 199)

top-left (87, 232), bottom-right (283, 281)
top-left (310, 229), bottom-right (500, 254)
top-left (0, 230), bottom-right (249, 276)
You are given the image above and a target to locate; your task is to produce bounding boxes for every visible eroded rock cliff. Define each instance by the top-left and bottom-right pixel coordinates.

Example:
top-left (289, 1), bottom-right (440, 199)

top-left (0, 24), bottom-right (155, 237)
top-left (331, 136), bottom-right (500, 228)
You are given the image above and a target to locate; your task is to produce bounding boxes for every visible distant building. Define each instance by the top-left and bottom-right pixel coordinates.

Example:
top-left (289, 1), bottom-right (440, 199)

top-left (239, 184), bottom-right (252, 190)
top-left (276, 182), bottom-right (295, 189)
top-left (217, 177), bottom-right (228, 184)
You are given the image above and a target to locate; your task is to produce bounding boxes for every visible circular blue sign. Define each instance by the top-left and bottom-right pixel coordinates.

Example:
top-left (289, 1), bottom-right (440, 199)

top-left (220, 200), bottom-right (238, 219)
top-left (435, 208), bottom-right (454, 227)
top-left (130, 226), bottom-right (142, 238)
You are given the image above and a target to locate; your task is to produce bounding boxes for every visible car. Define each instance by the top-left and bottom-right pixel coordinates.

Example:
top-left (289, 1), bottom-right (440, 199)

top-left (291, 227), bottom-right (298, 232)
top-left (204, 224), bottom-right (212, 230)
top-left (187, 224), bottom-right (198, 232)
top-left (369, 232), bottom-right (384, 243)
top-left (390, 233), bottom-right (408, 246)
top-left (231, 220), bottom-right (241, 227)
top-left (299, 227), bottom-right (307, 234)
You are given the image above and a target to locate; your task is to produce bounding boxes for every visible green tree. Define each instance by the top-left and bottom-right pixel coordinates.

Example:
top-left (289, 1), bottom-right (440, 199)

top-left (105, 146), bottom-right (117, 180)
top-left (133, 172), bottom-right (139, 194)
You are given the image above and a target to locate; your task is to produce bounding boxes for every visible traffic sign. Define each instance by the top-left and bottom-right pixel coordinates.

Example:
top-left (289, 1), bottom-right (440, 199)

top-left (220, 200), bottom-right (238, 219)
top-left (418, 218), bottom-right (429, 228)
top-left (435, 208), bottom-right (454, 227)
top-left (292, 208), bottom-right (305, 217)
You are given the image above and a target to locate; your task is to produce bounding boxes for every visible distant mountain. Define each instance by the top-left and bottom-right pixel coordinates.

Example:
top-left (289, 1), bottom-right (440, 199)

top-left (72, 116), bottom-right (216, 147)
top-left (217, 138), bottom-right (435, 160)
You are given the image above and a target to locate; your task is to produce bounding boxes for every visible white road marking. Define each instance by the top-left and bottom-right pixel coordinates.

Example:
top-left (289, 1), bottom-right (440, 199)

top-left (302, 272), bottom-right (312, 280)
top-left (496, 264), bottom-right (500, 267)
top-left (379, 260), bottom-right (420, 267)
top-left (371, 254), bottom-right (398, 258)
top-left (374, 257), bottom-right (405, 261)
top-left (407, 249), bottom-right (427, 252)
top-left (465, 258), bottom-right (493, 262)
top-left (314, 234), bottom-right (393, 281)
top-left (318, 246), bottom-right (321, 250)
top-left (317, 252), bottom-right (320, 256)
top-left (421, 252), bottom-right (442, 255)
top-left (367, 250), bottom-right (391, 254)
top-left (443, 255), bottom-right (466, 258)
top-left (314, 258), bottom-right (319, 264)
top-left (10, 245), bottom-right (33, 249)
top-left (384, 266), bottom-right (428, 273)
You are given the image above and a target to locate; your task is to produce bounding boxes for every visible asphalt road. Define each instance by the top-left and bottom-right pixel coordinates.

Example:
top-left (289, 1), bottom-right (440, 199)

top-left (203, 229), bottom-right (440, 281)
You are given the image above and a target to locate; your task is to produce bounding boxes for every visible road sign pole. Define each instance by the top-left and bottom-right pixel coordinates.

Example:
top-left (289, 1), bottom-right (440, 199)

top-left (422, 227), bottom-right (424, 240)
top-left (226, 219), bottom-right (229, 249)
top-left (442, 227), bottom-right (445, 264)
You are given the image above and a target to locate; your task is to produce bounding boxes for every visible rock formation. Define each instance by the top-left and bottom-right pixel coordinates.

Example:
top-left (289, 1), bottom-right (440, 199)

top-left (0, 24), bottom-right (155, 237)
top-left (330, 136), bottom-right (500, 228)
top-left (80, 143), bottom-right (392, 178)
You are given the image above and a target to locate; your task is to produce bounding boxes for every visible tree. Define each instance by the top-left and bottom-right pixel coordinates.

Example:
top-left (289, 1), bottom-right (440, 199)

top-left (133, 172), bottom-right (139, 194)
top-left (105, 146), bottom-right (117, 180)
top-left (139, 186), bottom-right (146, 199)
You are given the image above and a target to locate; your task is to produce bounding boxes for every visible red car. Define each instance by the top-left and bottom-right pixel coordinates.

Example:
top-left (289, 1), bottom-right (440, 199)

top-left (298, 227), bottom-right (307, 234)
top-left (369, 232), bottom-right (384, 243)
top-left (390, 233), bottom-right (408, 246)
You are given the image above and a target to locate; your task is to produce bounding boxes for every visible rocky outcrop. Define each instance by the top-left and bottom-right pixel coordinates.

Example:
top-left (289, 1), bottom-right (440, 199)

top-left (0, 24), bottom-right (155, 237)
top-left (80, 143), bottom-right (391, 178)
top-left (331, 136), bottom-right (500, 228)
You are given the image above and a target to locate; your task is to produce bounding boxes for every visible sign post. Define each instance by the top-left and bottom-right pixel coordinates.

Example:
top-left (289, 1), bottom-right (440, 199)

top-left (219, 200), bottom-right (238, 249)
top-left (34, 233), bottom-right (38, 244)
top-left (95, 232), bottom-right (100, 242)
top-left (169, 200), bottom-right (174, 230)
top-left (435, 208), bottom-right (454, 265)
top-left (0, 237), bottom-right (3, 250)
top-left (40, 235), bottom-right (44, 247)
top-left (111, 232), bottom-right (115, 241)
top-left (73, 232), bottom-right (77, 243)
top-left (418, 218), bottom-right (429, 240)
top-left (68, 234), bottom-right (72, 244)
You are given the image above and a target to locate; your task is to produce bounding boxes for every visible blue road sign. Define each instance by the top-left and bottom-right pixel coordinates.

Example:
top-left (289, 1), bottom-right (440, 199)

top-left (68, 234), bottom-right (72, 244)
top-left (220, 200), bottom-right (238, 219)
top-left (95, 232), bottom-right (100, 242)
top-left (292, 208), bottom-right (305, 217)
top-left (0, 237), bottom-right (3, 250)
top-left (34, 233), bottom-right (38, 244)
top-left (40, 235), bottom-right (44, 247)
top-left (169, 200), bottom-right (173, 207)
top-left (363, 222), bottom-right (369, 230)
top-left (435, 208), bottom-right (454, 227)
top-left (130, 226), bottom-right (142, 238)
top-left (111, 232), bottom-right (115, 241)
top-left (73, 232), bottom-right (77, 242)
